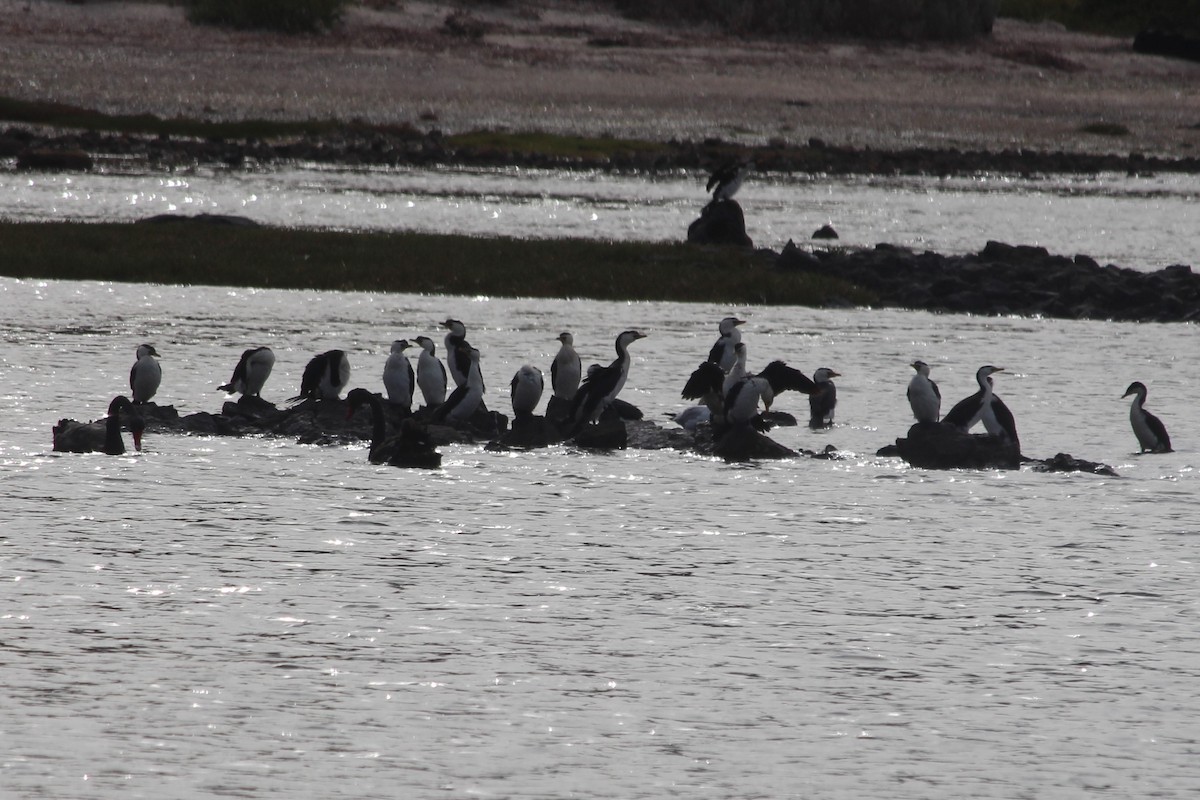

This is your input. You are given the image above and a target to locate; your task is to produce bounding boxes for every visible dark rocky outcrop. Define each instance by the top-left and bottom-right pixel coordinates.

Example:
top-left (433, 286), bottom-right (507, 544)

top-left (894, 422), bottom-right (1022, 470)
top-left (687, 199), bottom-right (753, 247)
top-left (777, 239), bottom-right (1200, 323)
top-left (1133, 29), bottom-right (1200, 63)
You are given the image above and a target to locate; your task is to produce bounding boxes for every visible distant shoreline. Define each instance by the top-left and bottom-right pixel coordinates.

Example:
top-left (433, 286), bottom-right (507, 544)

top-left (2, 1), bottom-right (1198, 161)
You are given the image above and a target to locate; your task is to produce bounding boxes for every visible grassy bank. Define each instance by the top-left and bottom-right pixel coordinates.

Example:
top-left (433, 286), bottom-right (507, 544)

top-left (0, 221), bottom-right (872, 307)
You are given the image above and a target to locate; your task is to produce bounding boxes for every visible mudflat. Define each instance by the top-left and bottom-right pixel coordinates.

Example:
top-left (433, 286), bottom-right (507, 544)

top-left (1, 0), bottom-right (1198, 158)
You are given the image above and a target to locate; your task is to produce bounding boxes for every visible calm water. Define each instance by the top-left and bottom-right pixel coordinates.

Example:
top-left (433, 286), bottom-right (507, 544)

top-left (2, 164), bottom-right (1198, 270)
top-left (2, 278), bottom-right (1198, 799)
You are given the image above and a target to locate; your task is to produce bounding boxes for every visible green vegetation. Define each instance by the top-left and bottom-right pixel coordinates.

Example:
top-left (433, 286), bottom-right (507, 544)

top-left (0, 222), bottom-right (872, 307)
top-left (185, 0), bottom-right (348, 33)
top-left (998, 0), bottom-right (1200, 36)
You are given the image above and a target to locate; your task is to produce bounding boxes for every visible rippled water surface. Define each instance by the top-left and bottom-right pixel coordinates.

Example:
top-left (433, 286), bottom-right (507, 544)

top-left (2, 165), bottom-right (1198, 270)
top-left (3, 278), bottom-right (1198, 799)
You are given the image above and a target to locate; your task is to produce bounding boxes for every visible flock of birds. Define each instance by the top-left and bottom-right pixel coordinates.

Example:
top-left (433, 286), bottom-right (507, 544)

top-left (51, 314), bottom-right (1175, 463)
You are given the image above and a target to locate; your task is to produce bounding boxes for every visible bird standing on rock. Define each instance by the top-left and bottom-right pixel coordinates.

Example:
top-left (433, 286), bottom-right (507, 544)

top-left (293, 349), bottom-right (350, 402)
top-left (413, 336), bottom-right (447, 408)
top-left (943, 365), bottom-right (1018, 445)
top-left (220, 346), bottom-right (275, 399)
top-left (708, 316), bottom-right (745, 373)
top-left (511, 364), bottom-right (544, 420)
top-left (130, 344), bottom-right (161, 404)
top-left (568, 330), bottom-right (646, 432)
top-left (382, 339), bottom-right (415, 411)
top-left (551, 331), bottom-right (581, 402)
top-left (907, 360), bottom-right (941, 423)
top-left (706, 160), bottom-right (753, 206)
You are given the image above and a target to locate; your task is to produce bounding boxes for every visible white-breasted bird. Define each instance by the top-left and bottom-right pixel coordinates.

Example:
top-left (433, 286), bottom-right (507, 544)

top-left (130, 343), bottom-right (162, 404)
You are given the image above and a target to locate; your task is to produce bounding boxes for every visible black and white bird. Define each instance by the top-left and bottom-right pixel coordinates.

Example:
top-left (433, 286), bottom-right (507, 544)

top-left (441, 318), bottom-right (483, 391)
top-left (130, 343), bottom-right (162, 405)
top-left (413, 336), bottom-right (448, 408)
top-left (943, 365), bottom-right (1018, 445)
top-left (293, 349), bottom-right (351, 402)
top-left (432, 345), bottom-right (484, 425)
top-left (53, 395), bottom-right (144, 455)
top-left (682, 360), bottom-right (727, 418)
top-left (808, 367), bottom-right (840, 429)
top-left (510, 364), bottom-right (544, 421)
top-left (1122, 381), bottom-right (1172, 453)
top-left (724, 376), bottom-right (772, 431)
top-left (219, 346), bottom-right (275, 399)
top-left (551, 331), bottom-right (582, 401)
top-left (706, 160), bottom-right (753, 204)
top-left (382, 339), bottom-right (416, 411)
top-left (708, 316), bottom-right (745, 373)
top-left (907, 360), bottom-right (941, 424)
top-left (722, 341), bottom-right (750, 397)
top-left (568, 330), bottom-right (646, 431)
top-left (722, 360), bottom-right (816, 431)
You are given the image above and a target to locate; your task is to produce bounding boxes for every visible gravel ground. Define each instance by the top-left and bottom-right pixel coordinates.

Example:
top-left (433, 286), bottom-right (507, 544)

top-left (1, 0), bottom-right (1199, 158)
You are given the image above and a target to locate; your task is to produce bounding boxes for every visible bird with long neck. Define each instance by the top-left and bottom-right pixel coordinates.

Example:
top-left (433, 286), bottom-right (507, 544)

top-left (53, 395), bottom-right (144, 455)
top-left (943, 365), bottom-right (1018, 445)
top-left (1122, 381), bottom-right (1172, 453)
top-left (440, 318), bottom-right (484, 392)
top-left (568, 330), bottom-right (646, 431)
top-left (708, 316), bottom-right (745, 373)
top-left (510, 364), bottom-right (544, 421)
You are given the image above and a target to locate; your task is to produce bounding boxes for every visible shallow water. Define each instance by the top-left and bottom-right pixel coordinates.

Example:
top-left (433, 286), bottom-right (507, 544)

top-left (2, 164), bottom-right (1198, 270)
top-left (3, 278), bottom-right (1198, 799)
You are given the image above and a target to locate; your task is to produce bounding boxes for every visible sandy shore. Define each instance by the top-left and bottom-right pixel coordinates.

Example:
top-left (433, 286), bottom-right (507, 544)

top-left (1, 1), bottom-right (1198, 159)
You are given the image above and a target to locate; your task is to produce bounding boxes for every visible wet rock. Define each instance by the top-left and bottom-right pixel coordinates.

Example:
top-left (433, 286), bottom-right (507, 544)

top-left (895, 422), bottom-right (1022, 470)
top-left (772, 240), bottom-right (1199, 323)
top-left (16, 147), bottom-right (93, 170)
top-left (812, 224), bottom-right (839, 240)
top-left (1029, 452), bottom-right (1118, 477)
top-left (687, 199), bottom-right (753, 247)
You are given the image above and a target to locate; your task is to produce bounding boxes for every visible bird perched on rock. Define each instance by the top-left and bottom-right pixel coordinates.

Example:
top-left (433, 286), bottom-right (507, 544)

top-left (511, 364), bottom-right (544, 421)
top-left (568, 330), bottom-right (646, 432)
top-left (551, 331), bottom-right (581, 402)
top-left (219, 346), bottom-right (275, 399)
top-left (412, 336), bottom-right (447, 408)
top-left (1122, 381), bottom-right (1172, 453)
top-left (292, 349), bottom-right (350, 402)
top-left (130, 343), bottom-right (161, 404)
top-left (944, 365), bottom-right (1018, 446)
top-left (706, 160), bottom-right (753, 205)
top-left (382, 339), bottom-right (415, 411)
top-left (907, 360), bottom-right (941, 424)
top-left (708, 316), bottom-right (745, 373)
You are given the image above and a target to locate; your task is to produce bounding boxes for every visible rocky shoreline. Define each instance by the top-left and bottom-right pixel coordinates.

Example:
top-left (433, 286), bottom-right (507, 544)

top-left (775, 238), bottom-right (1200, 324)
top-left (6, 123), bottom-right (1200, 177)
